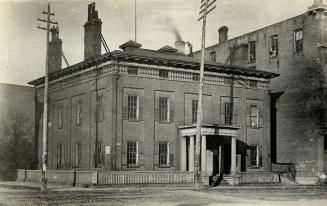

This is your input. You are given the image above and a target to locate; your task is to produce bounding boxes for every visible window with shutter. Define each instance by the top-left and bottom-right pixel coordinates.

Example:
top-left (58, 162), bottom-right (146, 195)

top-left (294, 29), bottom-right (303, 53)
top-left (76, 100), bottom-right (82, 126)
top-left (159, 142), bottom-right (169, 166)
top-left (56, 144), bottom-right (64, 169)
top-left (75, 143), bottom-right (81, 168)
top-left (127, 141), bottom-right (138, 166)
top-left (95, 95), bottom-right (104, 123)
top-left (249, 41), bottom-right (256, 63)
top-left (159, 97), bottom-right (169, 122)
top-left (192, 100), bottom-right (198, 124)
top-left (270, 35), bottom-right (278, 57)
top-left (58, 103), bottom-right (63, 129)
top-left (250, 105), bottom-right (259, 128)
top-left (128, 95), bottom-right (138, 120)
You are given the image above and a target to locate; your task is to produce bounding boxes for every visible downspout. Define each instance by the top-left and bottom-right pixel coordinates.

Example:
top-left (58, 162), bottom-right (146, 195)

top-left (34, 86), bottom-right (39, 169)
top-left (114, 60), bottom-right (119, 170)
top-left (95, 64), bottom-right (99, 169)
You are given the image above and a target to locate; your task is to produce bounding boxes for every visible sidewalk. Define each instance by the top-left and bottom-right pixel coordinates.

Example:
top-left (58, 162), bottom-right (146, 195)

top-left (0, 181), bottom-right (326, 192)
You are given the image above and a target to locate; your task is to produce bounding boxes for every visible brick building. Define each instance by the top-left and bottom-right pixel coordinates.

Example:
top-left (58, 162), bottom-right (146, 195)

top-left (194, 0), bottom-right (327, 184)
top-left (29, 3), bottom-right (277, 182)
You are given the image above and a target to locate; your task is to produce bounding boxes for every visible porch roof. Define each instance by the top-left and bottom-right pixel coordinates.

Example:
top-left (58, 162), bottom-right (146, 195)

top-left (178, 124), bottom-right (241, 137)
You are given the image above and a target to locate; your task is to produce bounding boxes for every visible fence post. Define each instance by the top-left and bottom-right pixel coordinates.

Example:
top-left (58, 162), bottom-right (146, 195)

top-left (92, 170), bottom-right (98, 185)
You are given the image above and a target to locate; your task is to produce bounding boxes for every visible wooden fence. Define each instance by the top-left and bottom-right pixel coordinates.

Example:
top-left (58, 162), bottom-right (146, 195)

top-left (17, 170), bottom-right (194, 185)
top-left (98, 171), bottom-right (194, 184)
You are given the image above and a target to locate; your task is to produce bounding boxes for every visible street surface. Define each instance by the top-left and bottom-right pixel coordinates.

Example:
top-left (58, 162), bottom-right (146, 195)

top-left (0, 182), bottom-right (326, 206)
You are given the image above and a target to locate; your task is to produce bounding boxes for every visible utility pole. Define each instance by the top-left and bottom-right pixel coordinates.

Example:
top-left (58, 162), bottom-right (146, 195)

top-left (195, 0), bottom-right (216, 188)
top-left (134, 0), bottom-right (137, 42)
top-left (37, 2), bottom-right (58, 191)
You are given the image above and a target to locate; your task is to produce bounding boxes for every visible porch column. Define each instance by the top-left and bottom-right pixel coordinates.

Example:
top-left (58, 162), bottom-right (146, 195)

top-left (180, 136), bottom-right (187, 171)
top-left (256, 145), bottom-right (260, 167)
top-left (230, 136), bottom-right (237, 176)
top-left (218, 145), bottom-right (222, 174)
top-left (201, 135), bottom-right (207, 174)
top-left (189, 136), bottom-right (194, 172)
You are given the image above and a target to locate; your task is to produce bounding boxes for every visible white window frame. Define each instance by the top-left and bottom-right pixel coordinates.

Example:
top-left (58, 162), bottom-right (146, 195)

top-left (128, 95), bottom-right (139, 120)
top-left (127, 141), bottom-right (138, 166)
top-left (294, 29), bottom-right (303, 53)
top-left (250, 105), bottom-right (259, 128)
top-left (159, 97), bottom-right (170, 123)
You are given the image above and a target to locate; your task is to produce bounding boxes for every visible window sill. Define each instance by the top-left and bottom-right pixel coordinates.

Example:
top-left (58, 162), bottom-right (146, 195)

top-left (127, 165), bottom-right (140, 168)
top-left (126, 119), bottom-right (143, 122)
top-left (294, 50), bottom-right (303, 54)
top-left (270, 55), bottom-right (278, 59)
top-left (158, 165), bottom-right (171, 168)
top-left (158, 121), bottom-right (171, 124)
top-left (249, 126), bottom-right (262, 129)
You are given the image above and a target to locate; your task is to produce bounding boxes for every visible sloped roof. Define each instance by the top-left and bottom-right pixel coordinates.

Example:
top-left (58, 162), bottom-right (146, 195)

top-left (28, 47), bottom-right (278, 86)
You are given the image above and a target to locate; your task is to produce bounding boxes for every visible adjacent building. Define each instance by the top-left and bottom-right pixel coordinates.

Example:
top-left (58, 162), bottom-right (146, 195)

top-left (29, 3), bottom-right (277, 181)
top-left (194, 0), bottom-right (327, 184)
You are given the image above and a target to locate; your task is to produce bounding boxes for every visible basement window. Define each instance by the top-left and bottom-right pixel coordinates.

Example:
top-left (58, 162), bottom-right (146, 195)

top-left (159, 70), bottom-right (169, 78)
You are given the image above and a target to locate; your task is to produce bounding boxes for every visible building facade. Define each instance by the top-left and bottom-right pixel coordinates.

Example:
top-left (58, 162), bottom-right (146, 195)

top-left (194, 0), bottom-right (327, 183)
top-left (29, 3), bottom-right (277, 180)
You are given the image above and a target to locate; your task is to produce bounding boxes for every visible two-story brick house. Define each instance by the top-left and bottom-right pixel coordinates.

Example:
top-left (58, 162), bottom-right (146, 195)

top-left (29, 3), bottom-right (277, 183)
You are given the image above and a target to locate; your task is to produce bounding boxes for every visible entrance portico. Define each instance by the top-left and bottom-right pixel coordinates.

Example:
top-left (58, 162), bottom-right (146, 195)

top-left (179, 124), bottom-right (241, 176)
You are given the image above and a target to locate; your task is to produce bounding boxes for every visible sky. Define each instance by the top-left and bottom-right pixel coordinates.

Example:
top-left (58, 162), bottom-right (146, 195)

top-left (0, 0), bottom-right (313, 86)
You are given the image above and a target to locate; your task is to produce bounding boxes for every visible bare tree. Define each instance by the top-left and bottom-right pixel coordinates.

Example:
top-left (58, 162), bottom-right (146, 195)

top-left (0, 112), bottom-right (34, 180)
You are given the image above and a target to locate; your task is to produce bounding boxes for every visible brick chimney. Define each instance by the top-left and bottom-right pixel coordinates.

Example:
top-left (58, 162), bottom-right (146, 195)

top-left (49, 26), bottom-right (62, 73)
top-left (218, 26), bottom-right (228, 43)
top-left (84, 2), bottom-right (102, 60)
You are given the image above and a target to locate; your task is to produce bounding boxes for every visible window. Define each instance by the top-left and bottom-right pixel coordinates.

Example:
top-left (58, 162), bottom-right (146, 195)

top-left (75, 143), bottom-right (81, 168)
top-left (159, 97), bottom-right (169, 122)
top-left (192, 74), bottom-right (200, 81)
top-left (192, 100), bottom-right (198, 124)
top-left (224, 103), bottom-right (232, 125)
top-left (159, 70), bottom-right (169, 78)
top-left (159, 142), bottom-right (169, 166)
top-left (270, 35), bottom-right (278, 57)
top-left (56, 144), bottom-right (64, 169)
top-left (249, 41), bottom-right (256, 63)
top-left (58, 104), bottom-right (63, 129)
top-left (127, 141), bottom-right (138, 166)
top-left (128, 95), bottom-right (138, 120)
top-left (294, 29), bottom-right (303, 53)
top-left (76, 100), bottom-right (82, 126)
top-left (127, 67), bottom-right (138, 75)
top-left (250, 105), bottom-right (259, 128)
top-left (248, 80), bottom-right (258, 88)
top-left (249, 146), bottom-right (257, 167)
top-left (209, 51), bottom-right (216, 62)
top-left (96, 141), bottom-right (103, 165)
top-left (96, 95), bottom-right (104, 122)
